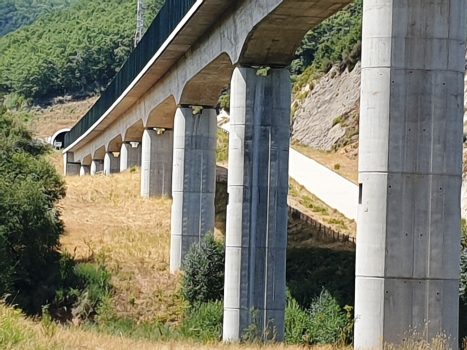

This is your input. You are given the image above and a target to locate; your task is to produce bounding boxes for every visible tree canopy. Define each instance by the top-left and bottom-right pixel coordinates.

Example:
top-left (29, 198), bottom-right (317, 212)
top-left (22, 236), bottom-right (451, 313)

top-left (0, 108), bottom-right (66, 314)
top-left (0, 0), bottom-right (165, 101)
top-left (0, 0), bottom-right (80, 38)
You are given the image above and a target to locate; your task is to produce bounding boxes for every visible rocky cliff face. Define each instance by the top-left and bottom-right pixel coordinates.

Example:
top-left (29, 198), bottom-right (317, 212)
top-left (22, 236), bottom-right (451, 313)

top-left (291, 63), bottom-right (361, 155)
top-left (293, 61), bottom-right (467, 219)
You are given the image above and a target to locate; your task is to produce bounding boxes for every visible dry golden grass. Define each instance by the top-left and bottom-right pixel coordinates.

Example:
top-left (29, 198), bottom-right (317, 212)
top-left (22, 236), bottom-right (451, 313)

top-left (50, 151), bottom-right (185, 324)
top-left (291, 143), bottom-right (358, 185)
top-left (30, 98), bottom-right (97, 138)
top-left (288, 178), bottom-right (356, 237)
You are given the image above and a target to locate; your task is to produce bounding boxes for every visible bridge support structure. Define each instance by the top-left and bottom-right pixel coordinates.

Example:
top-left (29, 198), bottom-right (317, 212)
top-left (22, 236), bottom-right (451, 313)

top-left (223, 68), bottom-right (290, 342)
top-left (104, 152), bottom-right (120, 175)
top-left (355, 0), bottom-right (465, 348)
top-left (91, 160), bottom-right (104, 175)
top-left (120, 142), bottom-right (142, 171)
top-left (170, 107), bottom-right (217, 272)
top-left (141, 128), bottom-right (173, 197)
top-left (63, 152), bottom-right (80, 176)
top-left (80, 164), bottom-right (90, 176)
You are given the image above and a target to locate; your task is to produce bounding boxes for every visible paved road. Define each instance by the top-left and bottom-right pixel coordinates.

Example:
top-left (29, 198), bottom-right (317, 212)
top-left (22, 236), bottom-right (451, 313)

top-left (218, 119), bottom-right (359, 221)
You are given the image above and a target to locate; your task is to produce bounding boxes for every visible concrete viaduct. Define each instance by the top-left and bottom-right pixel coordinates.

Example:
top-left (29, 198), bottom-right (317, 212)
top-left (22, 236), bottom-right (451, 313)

top-left (62, 0), bottom-right (466, 347)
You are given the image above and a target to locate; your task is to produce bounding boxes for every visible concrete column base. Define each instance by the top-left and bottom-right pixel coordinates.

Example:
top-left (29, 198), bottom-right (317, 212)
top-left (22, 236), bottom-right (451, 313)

top-left (141, 129), bottom-right (173, 197)
top-left (120, 142), bottom-right (142, 171)
top-left (104, 152), bottom-right (120, 175)
top-left (170, 107), bottom-right (217, 272)
top-left (223, 68), bottom-right (291, 342)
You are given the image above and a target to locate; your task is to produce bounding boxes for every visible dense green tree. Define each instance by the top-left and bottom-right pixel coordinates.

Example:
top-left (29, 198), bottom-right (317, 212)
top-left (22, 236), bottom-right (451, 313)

top-left (0, 0), bottom-right (165, 101)
top-left (0, 108), bottom-right (66, 314)
top-left (291, 0), bottom-right (362, 75)
top-left (0, 0), bottom-right (80, 38)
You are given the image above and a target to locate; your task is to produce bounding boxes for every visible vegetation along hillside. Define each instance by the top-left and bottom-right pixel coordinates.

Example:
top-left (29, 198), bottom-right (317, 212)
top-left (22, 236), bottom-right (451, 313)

top-left (0, 0), bottom-right (80, 38)
top-left (0, 0), bottom-right (164, 102)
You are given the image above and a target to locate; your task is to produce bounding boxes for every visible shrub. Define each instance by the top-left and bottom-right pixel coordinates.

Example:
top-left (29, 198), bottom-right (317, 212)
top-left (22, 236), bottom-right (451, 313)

top-left (180, 301), bottom-right (223, 342)
top-left (181, 233), bottom-right (225, 306)
top-left (306, 289), bottom-right (353, 344)
top-left (285, 290), bottom-right (312, 344)
top-left (0, 111), bottom-right (66, 314)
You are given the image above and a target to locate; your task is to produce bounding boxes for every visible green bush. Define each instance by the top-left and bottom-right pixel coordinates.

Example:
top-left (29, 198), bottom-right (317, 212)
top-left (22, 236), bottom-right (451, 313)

top-left (306, 289), bottom-right (353, 344)
top-left (285, 289), bottom-right (353, 345)
top-left (0, 111), bottom-right (66, 314)
top-left (285, 290), bottom-right (312, 344)
top-left (180, 301), bottom-right (223, 342)
top-left (181, 233), bottom-right (225, 306)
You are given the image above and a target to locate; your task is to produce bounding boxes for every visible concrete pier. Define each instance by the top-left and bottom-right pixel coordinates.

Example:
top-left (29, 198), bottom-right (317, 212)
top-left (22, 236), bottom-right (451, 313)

top-left (141, 129), bottom-right (173, 197)
top-left (90, 160), bottom-right (104, 175)
top-left (355, 0), bottom-right (465, 348)
top-left (80, 165), bottom-right (90, 176)
top-left (170, 107), bottom-right (217, 272)
top-left (223, 68), bottom-right (291, 342)
top-left (120, 142), bottom-right (142, 171)
top-left (63, 152), bottom-right (80, 176)
top-left (104, 152), bottom-right (120, 175)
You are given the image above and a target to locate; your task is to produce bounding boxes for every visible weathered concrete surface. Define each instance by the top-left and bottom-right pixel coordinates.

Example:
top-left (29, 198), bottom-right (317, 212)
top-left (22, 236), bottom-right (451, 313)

top-left (120, 142), bottom-right (142, 171)
top-left (65, 0), bottom-right (353, 164)
top-left (141, 129), bottom-right (173, 197)
top-left (104, 152), bottom-right (120, 175)
top-left (355, 0), bottom-right (465, 348)
top-left (223, 68), bottom-right (291, 342)
top-left (170, 108), bottom-right (217, 272)
top-left (221, 118), bottom-right (359, 220)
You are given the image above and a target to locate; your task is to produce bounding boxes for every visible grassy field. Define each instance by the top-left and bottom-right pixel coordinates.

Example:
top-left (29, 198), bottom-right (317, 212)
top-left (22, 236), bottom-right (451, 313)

top-left (1, 303), bottom-right (350, 350)
top-left (4, 152), bottom-right (351, 349)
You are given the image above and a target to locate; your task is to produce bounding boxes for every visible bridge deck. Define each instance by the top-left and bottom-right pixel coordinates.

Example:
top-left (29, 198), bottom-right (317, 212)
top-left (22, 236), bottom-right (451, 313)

top-left (64, 0), bottom-right (230, 150)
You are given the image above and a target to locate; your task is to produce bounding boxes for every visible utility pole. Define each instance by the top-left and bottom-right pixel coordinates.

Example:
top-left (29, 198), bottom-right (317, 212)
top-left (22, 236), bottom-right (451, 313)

top-left (134, 0), bottom-right (145, 47)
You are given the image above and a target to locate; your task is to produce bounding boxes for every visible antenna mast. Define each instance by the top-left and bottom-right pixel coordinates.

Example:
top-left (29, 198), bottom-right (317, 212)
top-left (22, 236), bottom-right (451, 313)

top-left (134, 0), bottom-right (145, 47)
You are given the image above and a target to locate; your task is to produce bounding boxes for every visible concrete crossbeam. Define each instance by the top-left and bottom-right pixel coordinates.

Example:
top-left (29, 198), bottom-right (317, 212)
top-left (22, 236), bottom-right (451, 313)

top-left (141, 129), bottom-right (173, 197)
top-left (223, 68), bottom-right (291, 342)
top-left (170, 107), bottom-right (217, 272)
top-left (120, 142), bottom-right (142, 171)
top-left (355, 0), bottom-right (466, 348)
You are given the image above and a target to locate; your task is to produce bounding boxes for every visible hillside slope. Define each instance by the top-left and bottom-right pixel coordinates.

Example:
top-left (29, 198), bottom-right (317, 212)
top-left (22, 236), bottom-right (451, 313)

top-left (0, 0), bottom-right (79, 37)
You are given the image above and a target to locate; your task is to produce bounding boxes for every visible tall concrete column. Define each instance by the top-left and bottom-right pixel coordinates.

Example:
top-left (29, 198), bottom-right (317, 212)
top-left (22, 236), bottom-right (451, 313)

top-left (355, 1), bottom-right (465, 348)
top-left (223, 68), bottom-right (290, 342)
top-left (104, 152), bottom-right (120, 175)
top-left (120, 142), bottom-right (142, 171)
top-left (141, 129), bottom-right (173, 197)
top-left (63, 152), bottom-right (80, 176)
top-left (80, 165), bottom-right (89, 176)
top-left (90, 160), bottom-right (104, 175)
top-left (170, 107), bottom-right (217, 272)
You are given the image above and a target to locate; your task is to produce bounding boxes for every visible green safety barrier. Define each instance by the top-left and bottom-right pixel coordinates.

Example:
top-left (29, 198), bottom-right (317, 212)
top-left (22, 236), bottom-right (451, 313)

top-left (64, 0), bottom-right (196, 148)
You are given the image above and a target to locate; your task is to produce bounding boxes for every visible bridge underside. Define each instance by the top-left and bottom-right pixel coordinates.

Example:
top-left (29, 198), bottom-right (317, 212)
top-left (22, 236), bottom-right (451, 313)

top-left (63, 0), bottom-right (465, 347)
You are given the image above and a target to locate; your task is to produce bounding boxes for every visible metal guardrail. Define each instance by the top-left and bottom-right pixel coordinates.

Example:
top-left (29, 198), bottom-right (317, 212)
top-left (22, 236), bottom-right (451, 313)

top-left (288, 205), bottom-right (356, 244)
top-left (64, 0), bottom-right (196, 148)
